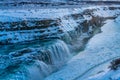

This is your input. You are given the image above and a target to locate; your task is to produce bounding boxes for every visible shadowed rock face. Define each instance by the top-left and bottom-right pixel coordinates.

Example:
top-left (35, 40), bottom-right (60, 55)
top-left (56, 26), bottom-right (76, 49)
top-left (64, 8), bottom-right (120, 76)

top-left (0, 19), bottom-right (58, 31)
top-left (110, 58), bottom-right (120, 70)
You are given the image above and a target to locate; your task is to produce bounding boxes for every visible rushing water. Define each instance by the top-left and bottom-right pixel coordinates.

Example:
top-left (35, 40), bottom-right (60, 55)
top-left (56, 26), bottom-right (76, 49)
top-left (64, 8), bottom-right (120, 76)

top-left (0, 39), bottom-right (71, 80)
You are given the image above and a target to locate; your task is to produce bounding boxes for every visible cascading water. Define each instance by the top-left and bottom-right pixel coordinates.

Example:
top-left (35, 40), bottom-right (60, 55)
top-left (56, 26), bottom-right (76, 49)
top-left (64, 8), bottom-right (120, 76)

top-left (28, 61), bottom-right (52, 80)
top-left (0, 39), bottom-right (71, 80)
top-left (47, 40), bottom-right (71, 67)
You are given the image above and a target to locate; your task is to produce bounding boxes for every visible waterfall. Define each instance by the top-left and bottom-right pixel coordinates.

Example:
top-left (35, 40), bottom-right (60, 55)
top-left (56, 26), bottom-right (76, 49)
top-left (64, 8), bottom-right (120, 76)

top-left (28, 40), bottom-right (71, 79)
top-left (28, 61), bottom-right (52, 80)
top-left (47, 40), bottom-right (71, 68)
top-left (0, 40), bottom-right (71, 80)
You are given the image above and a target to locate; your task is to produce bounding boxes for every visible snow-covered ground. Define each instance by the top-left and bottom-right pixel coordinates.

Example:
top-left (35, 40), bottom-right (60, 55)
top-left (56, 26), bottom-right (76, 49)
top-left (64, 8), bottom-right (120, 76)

top-left (85, 16), bottom-right (120, 80)
top-left (87, 69), bottom-right (120, 80)
top-left (45, 15), bottom-right (120, 80)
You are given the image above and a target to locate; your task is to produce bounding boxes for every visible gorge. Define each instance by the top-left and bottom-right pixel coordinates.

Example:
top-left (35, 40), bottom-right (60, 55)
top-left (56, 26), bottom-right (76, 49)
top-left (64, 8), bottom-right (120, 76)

top-left (0, 3), bottom-right (120, 80)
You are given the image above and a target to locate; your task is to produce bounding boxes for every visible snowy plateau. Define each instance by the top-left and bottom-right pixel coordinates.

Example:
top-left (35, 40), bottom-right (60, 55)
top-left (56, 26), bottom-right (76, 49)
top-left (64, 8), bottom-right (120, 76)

top-left (0, 1), bottom-right (120, 80)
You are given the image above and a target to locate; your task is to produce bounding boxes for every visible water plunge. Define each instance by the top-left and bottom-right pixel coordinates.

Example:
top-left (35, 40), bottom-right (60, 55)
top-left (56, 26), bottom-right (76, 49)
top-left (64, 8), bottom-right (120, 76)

top-left (0, 40), bottom-right (71, 80)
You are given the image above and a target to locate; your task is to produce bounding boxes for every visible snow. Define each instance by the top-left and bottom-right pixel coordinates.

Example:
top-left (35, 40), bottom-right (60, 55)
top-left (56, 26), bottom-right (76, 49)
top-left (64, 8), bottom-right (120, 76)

top-left (0, 7), bottom-right (84, 43)
top-left (0, 5), bottom-right (120, 22)
top-left (93, 7), bottom-right (120, 17)
top-left (0, 8), bottom-right (83, 22)
top-left (86, 69), bottom-right (120, 80)
top-left (0, 27), bottom-right (62, 43)
top-left (85, 16), bottom-right (120, 80)
top-left (45, 16), bottom-right (120, 80)
top-left (115, 15), bottom-right (120, 23)
top-left (59, 17), bottom-right (78, 32)
top-left (0, 5), bottom-right (119, 44)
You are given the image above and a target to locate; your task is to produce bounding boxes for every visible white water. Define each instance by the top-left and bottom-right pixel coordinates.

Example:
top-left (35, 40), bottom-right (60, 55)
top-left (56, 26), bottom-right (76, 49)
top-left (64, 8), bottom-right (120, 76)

top-left (28, 61), bottom-right (52, 80)
top-left (27, 40), bottom-right (71, 80)
top-left (48, 40), bottom-right (71, 67)
top-left (0, 40), bottom-right (71, 80)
